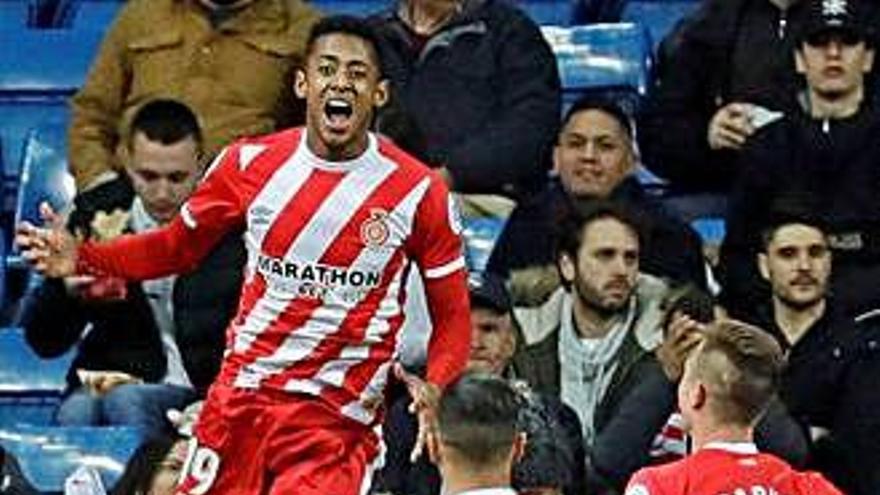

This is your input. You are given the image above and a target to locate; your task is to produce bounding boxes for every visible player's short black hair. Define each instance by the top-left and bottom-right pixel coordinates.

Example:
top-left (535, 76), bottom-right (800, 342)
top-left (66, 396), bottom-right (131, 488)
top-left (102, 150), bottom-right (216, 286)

top-left (437, 373), bottom-right (521, 468)
top-left (305, 15), bottom-right (385, 73)
top-left (127, 99), bottom-right (201, 150)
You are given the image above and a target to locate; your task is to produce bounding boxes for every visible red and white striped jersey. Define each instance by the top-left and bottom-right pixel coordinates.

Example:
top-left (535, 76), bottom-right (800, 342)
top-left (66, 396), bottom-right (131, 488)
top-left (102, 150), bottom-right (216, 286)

top-left (626, 442), bottom-right (842, 495)
top-left (78, 128), bottom-right (470, 425)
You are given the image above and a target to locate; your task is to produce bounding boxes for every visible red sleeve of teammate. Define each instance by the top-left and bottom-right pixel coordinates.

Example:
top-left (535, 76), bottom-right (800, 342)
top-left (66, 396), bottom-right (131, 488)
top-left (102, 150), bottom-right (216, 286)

top-left (77, 145), bottom-right (247, 280)
top-left (407, 173), bottom-right (470, 389)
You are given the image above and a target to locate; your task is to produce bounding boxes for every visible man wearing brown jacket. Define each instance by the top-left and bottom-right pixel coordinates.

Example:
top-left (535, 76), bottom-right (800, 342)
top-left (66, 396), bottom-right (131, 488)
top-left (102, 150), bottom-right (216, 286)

top-left (68, 0), bottom-right (320, 190)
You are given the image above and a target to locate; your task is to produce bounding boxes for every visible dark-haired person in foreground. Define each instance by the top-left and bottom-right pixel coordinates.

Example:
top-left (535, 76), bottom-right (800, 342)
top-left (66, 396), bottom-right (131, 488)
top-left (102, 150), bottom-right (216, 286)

top-left (427, 373), bottom-right (523, 495)
top-left (16, 16), bottom-right (471, 495)
top-left (378, 273), bottom-right (584, 495)
top-left (20, 99), bottom-right (244, 438)
top-left (625, 320), bottom-right (841, 495)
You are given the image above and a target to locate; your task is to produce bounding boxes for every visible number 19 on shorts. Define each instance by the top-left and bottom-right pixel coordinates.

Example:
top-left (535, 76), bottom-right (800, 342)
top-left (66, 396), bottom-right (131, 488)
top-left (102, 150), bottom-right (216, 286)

top-left (179, 437), bottom-right (221, 495)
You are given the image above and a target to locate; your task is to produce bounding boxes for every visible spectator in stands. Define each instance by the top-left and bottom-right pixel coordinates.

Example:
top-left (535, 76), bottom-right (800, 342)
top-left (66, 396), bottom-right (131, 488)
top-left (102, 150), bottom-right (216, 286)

top-left (21, 100), bottom-right (245, 439)
top-left (625, 320), bottom-right (842, 495)
top-left (719, 0), bottom-right (880, 319)
top-left (487, 97), bottom-right (706, 298)
top-left (638, 0), bottom-right (808, 199)
top-left (370, 0), bottom-right (560, 197)
top-left (426, 373), bottom-right (523, 495)
top-left (512, 202), bottom-right (676, 494)
top-left (110, 435), bottom-right (187, 495)
top-left (377, 272), bottom-right (585, 495)
top-left (68, 0), bottom-right (321, 191)
top-left (745, 210), bottom-right (880, 493)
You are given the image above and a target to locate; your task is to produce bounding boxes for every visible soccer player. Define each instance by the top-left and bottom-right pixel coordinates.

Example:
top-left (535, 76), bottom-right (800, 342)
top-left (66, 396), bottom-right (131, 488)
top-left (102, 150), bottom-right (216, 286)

top-left (624, 320), bottom-right (841, 495)
top-left (16, 16), bottom-right (471, 495)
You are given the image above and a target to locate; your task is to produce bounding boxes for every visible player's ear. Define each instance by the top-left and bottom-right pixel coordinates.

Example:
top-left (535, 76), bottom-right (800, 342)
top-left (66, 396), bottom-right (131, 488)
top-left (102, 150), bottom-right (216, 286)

top-left (693, 383), bottom-right (708, 410)
top-left (373, 78), bottom-right (390, 109)
top-left (294, 68), bottom-right (308, 99)
top-left (511, 432), bottom-right (527, 464)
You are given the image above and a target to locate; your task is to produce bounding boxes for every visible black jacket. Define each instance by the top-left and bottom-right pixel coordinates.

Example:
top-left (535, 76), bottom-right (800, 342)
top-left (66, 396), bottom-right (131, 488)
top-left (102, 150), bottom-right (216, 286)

top-left (372, 0), bottom-right (561, 196)
top-left (719, 104), bottom-right (880, 319)
top-left (486, 177), bottom-right (706, 288)
top-left (638, 0), bottom-right (803, 192)
top-left (21, 178), bottom-right (245, 395)
top-left (828, 313), bottom-right (880, 495)
top-left (748, 304), bottom-right (869, 488)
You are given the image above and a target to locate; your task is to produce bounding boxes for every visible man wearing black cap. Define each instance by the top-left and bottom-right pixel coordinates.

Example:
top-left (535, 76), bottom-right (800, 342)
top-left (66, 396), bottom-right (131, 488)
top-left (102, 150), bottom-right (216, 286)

top-left (376, 272), bottom-right (585, 495)
top-left (719, 0), bottom-right (880, 320)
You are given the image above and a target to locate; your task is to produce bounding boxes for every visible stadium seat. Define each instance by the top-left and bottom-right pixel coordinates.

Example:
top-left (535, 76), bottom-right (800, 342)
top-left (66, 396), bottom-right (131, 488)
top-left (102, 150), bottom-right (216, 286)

top-left (306, 0), bottom-right (387, 17)
top-left (53, 0), bottom-right (122, 29)
top-left (0, 326), bottom-right (74, 427)
top-left (0, 425), bottom-right (141, 492)
top-left (542, 22), bottom-right (653, 112)
top-left (0, 0), bottom-right (30, 28)
top-left (5, 122), bottom-right (76, 270)
top-left (621, 0), bottom-right (698, 52)
top-left (0, 27), bottom-right (100, 213)
top-left (517, 0), bottom-right (575, 26)
top-left (691, 217), bottom-right (726, 247)
top-left (462, 216), bottom-right (508, 273)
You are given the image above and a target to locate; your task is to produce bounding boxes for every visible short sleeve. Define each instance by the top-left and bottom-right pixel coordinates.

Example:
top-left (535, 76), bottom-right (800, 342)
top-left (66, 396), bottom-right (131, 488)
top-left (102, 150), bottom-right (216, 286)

top-left (407, 173), bottom-right (466, 279)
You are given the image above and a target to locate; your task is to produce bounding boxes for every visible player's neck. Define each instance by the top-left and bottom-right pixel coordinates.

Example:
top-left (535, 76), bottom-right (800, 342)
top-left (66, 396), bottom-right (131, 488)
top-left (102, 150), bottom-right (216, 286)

top-left (305, 129), bottom-right (370, 163)
top-left (691, 423), bottom-right (754, 452)
top-left (441, 464), bottom-right (511, 495)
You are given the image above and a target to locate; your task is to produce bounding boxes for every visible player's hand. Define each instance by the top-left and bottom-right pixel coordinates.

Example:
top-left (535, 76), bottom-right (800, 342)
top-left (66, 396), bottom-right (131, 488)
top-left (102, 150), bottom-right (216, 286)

top-left (15, 202), bottom-right (78, 278)
top-left (657, 311), bottom-right (706, 382)
top-left (394, 363), bottom-right (441, 463)
top-left (707, 102), bottom-right (757, 151)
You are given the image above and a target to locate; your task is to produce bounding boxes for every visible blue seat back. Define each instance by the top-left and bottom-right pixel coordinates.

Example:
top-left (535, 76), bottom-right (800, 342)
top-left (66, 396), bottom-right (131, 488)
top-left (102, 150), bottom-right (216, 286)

top-left (14, 122), bottom-right (76, 228)
top-left (54, 0), bottom-right (123, 29)
top-left (0, 327), bottom-right (73, 397)
top-left (543, 22), bottom-right (652, 111)
top-left (621, 0), bottom-right (699, 52)
top-left (0, 0), bottom-right (31, 28)
top-left (309, 0), bottom-right (387, 16)
top-left (517, 0), bottom-right (574, 25)
top-left (462, 216), bottom-right (508, 273)
top-left (0, 27), bottom-right (102, 194)
top-left (691, 217), bottom-right (726, 246)
top-left (0, 425), bottom-right (142, 492)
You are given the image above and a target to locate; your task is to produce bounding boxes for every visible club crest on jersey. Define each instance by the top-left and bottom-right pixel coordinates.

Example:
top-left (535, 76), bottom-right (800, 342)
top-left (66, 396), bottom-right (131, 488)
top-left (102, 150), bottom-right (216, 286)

top-left (361, 209), bottom-right (391, 248)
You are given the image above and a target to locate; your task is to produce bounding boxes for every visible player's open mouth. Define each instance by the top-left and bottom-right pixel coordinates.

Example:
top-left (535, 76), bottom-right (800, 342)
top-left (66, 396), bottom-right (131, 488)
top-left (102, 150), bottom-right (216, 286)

top-left (323, 98), bottom-right (354, 131)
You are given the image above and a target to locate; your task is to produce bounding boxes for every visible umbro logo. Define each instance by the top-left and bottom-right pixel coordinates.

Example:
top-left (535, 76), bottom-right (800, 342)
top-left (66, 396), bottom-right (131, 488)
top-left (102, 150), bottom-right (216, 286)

top-left (250, 205), bottom-right (275, 226)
